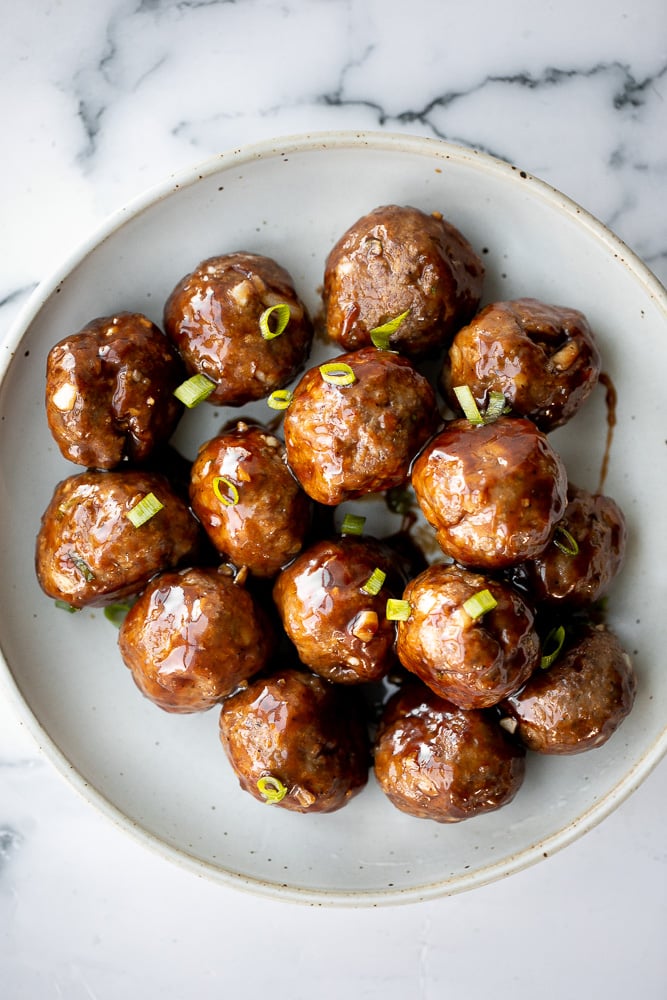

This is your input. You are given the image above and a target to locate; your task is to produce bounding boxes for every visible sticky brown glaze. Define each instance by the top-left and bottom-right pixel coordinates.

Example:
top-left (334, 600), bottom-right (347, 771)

top-left (511, 484), bottom-right (627, 607)
top-left (283, 347), bottom-right (440, 505)
top-left (219, 668), bottom-right (369, 813)
top-left (118, 566), bottom-right (274, 713)
top-left (189, 422), bottom-right (312, 578)
top-left (45, 312), bottom-right (185, 469)
top-left (441, 298), bottom-right (601, 431)
top-left (373, 681), bottom-right (526, 822)
top-left (323, 204), bottom-right (484, 357)
top-left (35, 470), bottom-right (202, 608)
top-left (163, 252), bottom-right (313, 406)
top-left (411, 416), bottom-right (567, 569)
top-left (396, 563), bottom-right (540, 709)
top-left (273, 536), bottom-right (405, 684)
top-left (500, 623), bottom-right (637, 754)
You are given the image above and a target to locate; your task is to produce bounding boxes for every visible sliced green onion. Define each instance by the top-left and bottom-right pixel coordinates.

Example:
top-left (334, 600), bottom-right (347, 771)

top-left (386, 598), bottom-right (411, 621)
top-left (104, 602), bottom-right (133, 627)
top-left (259, 303), bottom-right (291, 340)
top-left (361, 567), bottom-right (386, 596)
top-left (453, 384), bottom-right (484, 425)
top-left (341, 512), bottom-right (366, 536)
top-left (484, 390), bottom-right (508, 423)
top-left (212, 476), bottom-right (239, 507)
top-left (462, 589), bottom-right (497, 620)
top-left (257, 775), bottom-right (287, 804)
top-left (173, 373), bottom-right (216, 408)
top-left (54, 600), bottom-right (79, 613)
top-left (541, 624), bottom-right (566, 669)
top-left (126, 492), bottom-right (164, 528)
top-left (67, 551), bottom-right (95, 581)
top-left (553, 525), bottom-right (580, 556)
top-left (369, 308), bottom-right (410, 349)
top-left (267, 388), bottom-right (293, 410)
top-left (319, 362), bottom-right (356, 386)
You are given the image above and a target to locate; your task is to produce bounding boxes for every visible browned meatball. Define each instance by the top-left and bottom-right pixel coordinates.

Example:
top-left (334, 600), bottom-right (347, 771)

top-left (500, 623), bottom-right (637, 754)
top-left (283, 347), bottom-right (440, 505)
top-left (189, 422), bottom-right (311, 578)
top-left (373, 681), bottom-right (526, 822)
top-left (512, 484), bottom-right (627, 607)
top-left (273, 536), bottom-right (404, 684)
top-left (163, 252), bottom-right (313, 406)
top-left (395, 563), bottom-right (540, 709)
top-left (35, 470), bottom-right (201, 608)
top-left (442, 298), bottom-right (601, 431)
top-left (323, 205), bottom-right (484, 357)
top-left (411, 416), bottom-right (567, 569)
top-left (118, 566), bottom-right (274, 713)
top-left (45, 312), bottom-right (184, 468)
top-left (219, 668), bottom-right (369, 813)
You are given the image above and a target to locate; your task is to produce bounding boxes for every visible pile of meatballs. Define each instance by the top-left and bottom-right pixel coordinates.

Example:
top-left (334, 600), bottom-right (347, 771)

top-left (35, 204), bottom-right (636, 823)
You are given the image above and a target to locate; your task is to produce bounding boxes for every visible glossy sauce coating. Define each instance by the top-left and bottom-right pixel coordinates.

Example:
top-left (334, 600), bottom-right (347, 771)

top-left (118, 566), bottom-right (274, 713)
top-left (373, 681), bottom-right (526, 822)
top-left (323, 204), bottom-right (484, 357)
top-left (283, 347), bottom-right (440, 505)
top-left (219, 668), bottom-right (369, 813)
top-left (411, 416), bottom-right (568, 569)
top-left (396, 563), bottom-right (540, 709)
top-left (163, 252), bottom-right (313, 406)
top-left (189, 422), bottom-right (311, 577)
top-left (45, 312), bottom-right (184, 468)
top-left (35, 470), bottom-right (202, 607)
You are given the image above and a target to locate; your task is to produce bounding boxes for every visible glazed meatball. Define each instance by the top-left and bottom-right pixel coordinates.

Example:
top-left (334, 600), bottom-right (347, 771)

top-left (118, 566), bottom-right (274, 713)
top-left (45, 312), bottom-right (184, 468)
top-left (501, 623), bottom-right (636, 754)
top-left (411, 416), bottom-right (567, 569)
top-left (512, 484), bottom-right (627, 607)
top-left (395, 563), bottom-right (540, 709)
top-left (283, 347), bottom-right (440, 505)
top-left (163, 252), bottom-right (313, 406)
top-left (323, 205), bottom-right (484, 357)
top-left (219, 668), bottom-right (369, 813)
top-left (189, 422), bottom-right (311, 578)
top-left (373, 681), bottom-right (526, 822)
top-left (35, 470), bottom-right (201, 608)
top-left (273, 536), bottom-right (404, 684)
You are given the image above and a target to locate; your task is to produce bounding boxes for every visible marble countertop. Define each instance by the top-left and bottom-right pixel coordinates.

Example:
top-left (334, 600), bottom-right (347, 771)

top-left (1, 1), bottom-right (666, 996)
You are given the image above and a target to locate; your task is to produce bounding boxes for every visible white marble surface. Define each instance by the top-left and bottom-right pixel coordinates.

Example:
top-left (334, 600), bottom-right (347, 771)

top-left (1, 1), bottom-right (666, 996)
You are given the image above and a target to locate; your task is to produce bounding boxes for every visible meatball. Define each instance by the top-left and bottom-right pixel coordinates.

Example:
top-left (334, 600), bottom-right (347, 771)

top-left (323, 204), bottom-right (484, 357)
top-left (373, 681), bottom-right (526, 822)
top-left (118, 566), bottom-right (274, 713)
top-left (35, 470), bottom-right (201, 608)
top-left (283, 347), bottom-right (440, 505)
top-left (163, 252), bottom-right (313, 406)
top-left (219, 668), bottom-right (369, 813)
top-left (411, 416), bottom-right (568, 569)
top-left (273, 536), bottom-right (404, 684)
top-left (512, 484), bottom-right (627, 607)
top-left (45, 312), bottom-right (184, 468)
top-left (441, 298), bottom-right (601, 431)
top-left (500, 623), bottom-right (637, 754)
top-left (189, 422), bottom-right (311, 578)
top-left (395, 563), bottom-right (540, 709)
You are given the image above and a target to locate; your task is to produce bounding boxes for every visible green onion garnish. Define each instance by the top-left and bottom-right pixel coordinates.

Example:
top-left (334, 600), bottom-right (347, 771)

top-left (361, 568), bottom-right (386, 596)
top-left (173, 373), bottom-right (216, 408)
top-left (104, 602), bottom-right (133, 627)
top-left (257, 775), bottom-right (287, 804)
top-left (453, 385), bottom-right (484, 425)
top-left (267, 389), bottom-right (293, 410)
top-left (386, 598), bottom-right (411, 621)
top-left (484, 390), bottom-right (509, 423)
top-left (259, 303), bottom-right (291, 340)
top-left (54, 600), bottom-right (79, 613)
top-left (67, 551), bottom-right (95, 581)
top-left (462, 589), bottom-right (498, 619)
top-left (212, 476), bottom-right (239, 507)
top-left (553, 525), bottom-right (580, 556)
top-left (369, 308), bottom-right (410, 349)
top-left (540, 625), bottom-right (566, 669)
top-left (341, 512), bottom-right (366, 535)
top-left (319, 362), bottom-right (356, 386)
top-left (126, 492), bottom-right (164, 528)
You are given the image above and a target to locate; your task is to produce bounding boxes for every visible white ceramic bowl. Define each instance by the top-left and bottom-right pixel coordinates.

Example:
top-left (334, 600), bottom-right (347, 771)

top-left (1, 131), bottom-right (665, 906)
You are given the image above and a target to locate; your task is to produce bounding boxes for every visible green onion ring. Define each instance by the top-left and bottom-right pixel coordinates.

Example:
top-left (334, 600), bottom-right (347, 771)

top-left (340, 512), bottom-right (366, 536)
top-left (484, 390), bottom-right (509, 423)
top-left (453, 385), bottom-right (484, 425)
top-left (553, 525), bottom-right (580, 556)
top-left (267, 389), bottom-right (293, 410)
top-left (462, 589), bottom-right (498, 620)
top-left (126, 492), bottom-right (164, 528)
top-left (361, 567), bottom-right (386, 596)
top-left (257, 775), bottom-right (288, 804)
top-left (540, 624), bottom-right (566, 669)
top-left (54, 600), bottom-right (79, 613)
top-left (212, 476), bottom-right (239, 507)
top-left (259, 303), bottom-right (291, 340)
top-left (173, 373), bottom-right (216, 408)
top-left (319, 362), bottom-right (356, 386)
top-left (386, 598), bottom-right (411, 622)
top-left (369, 308), bottom-right (410, 349)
